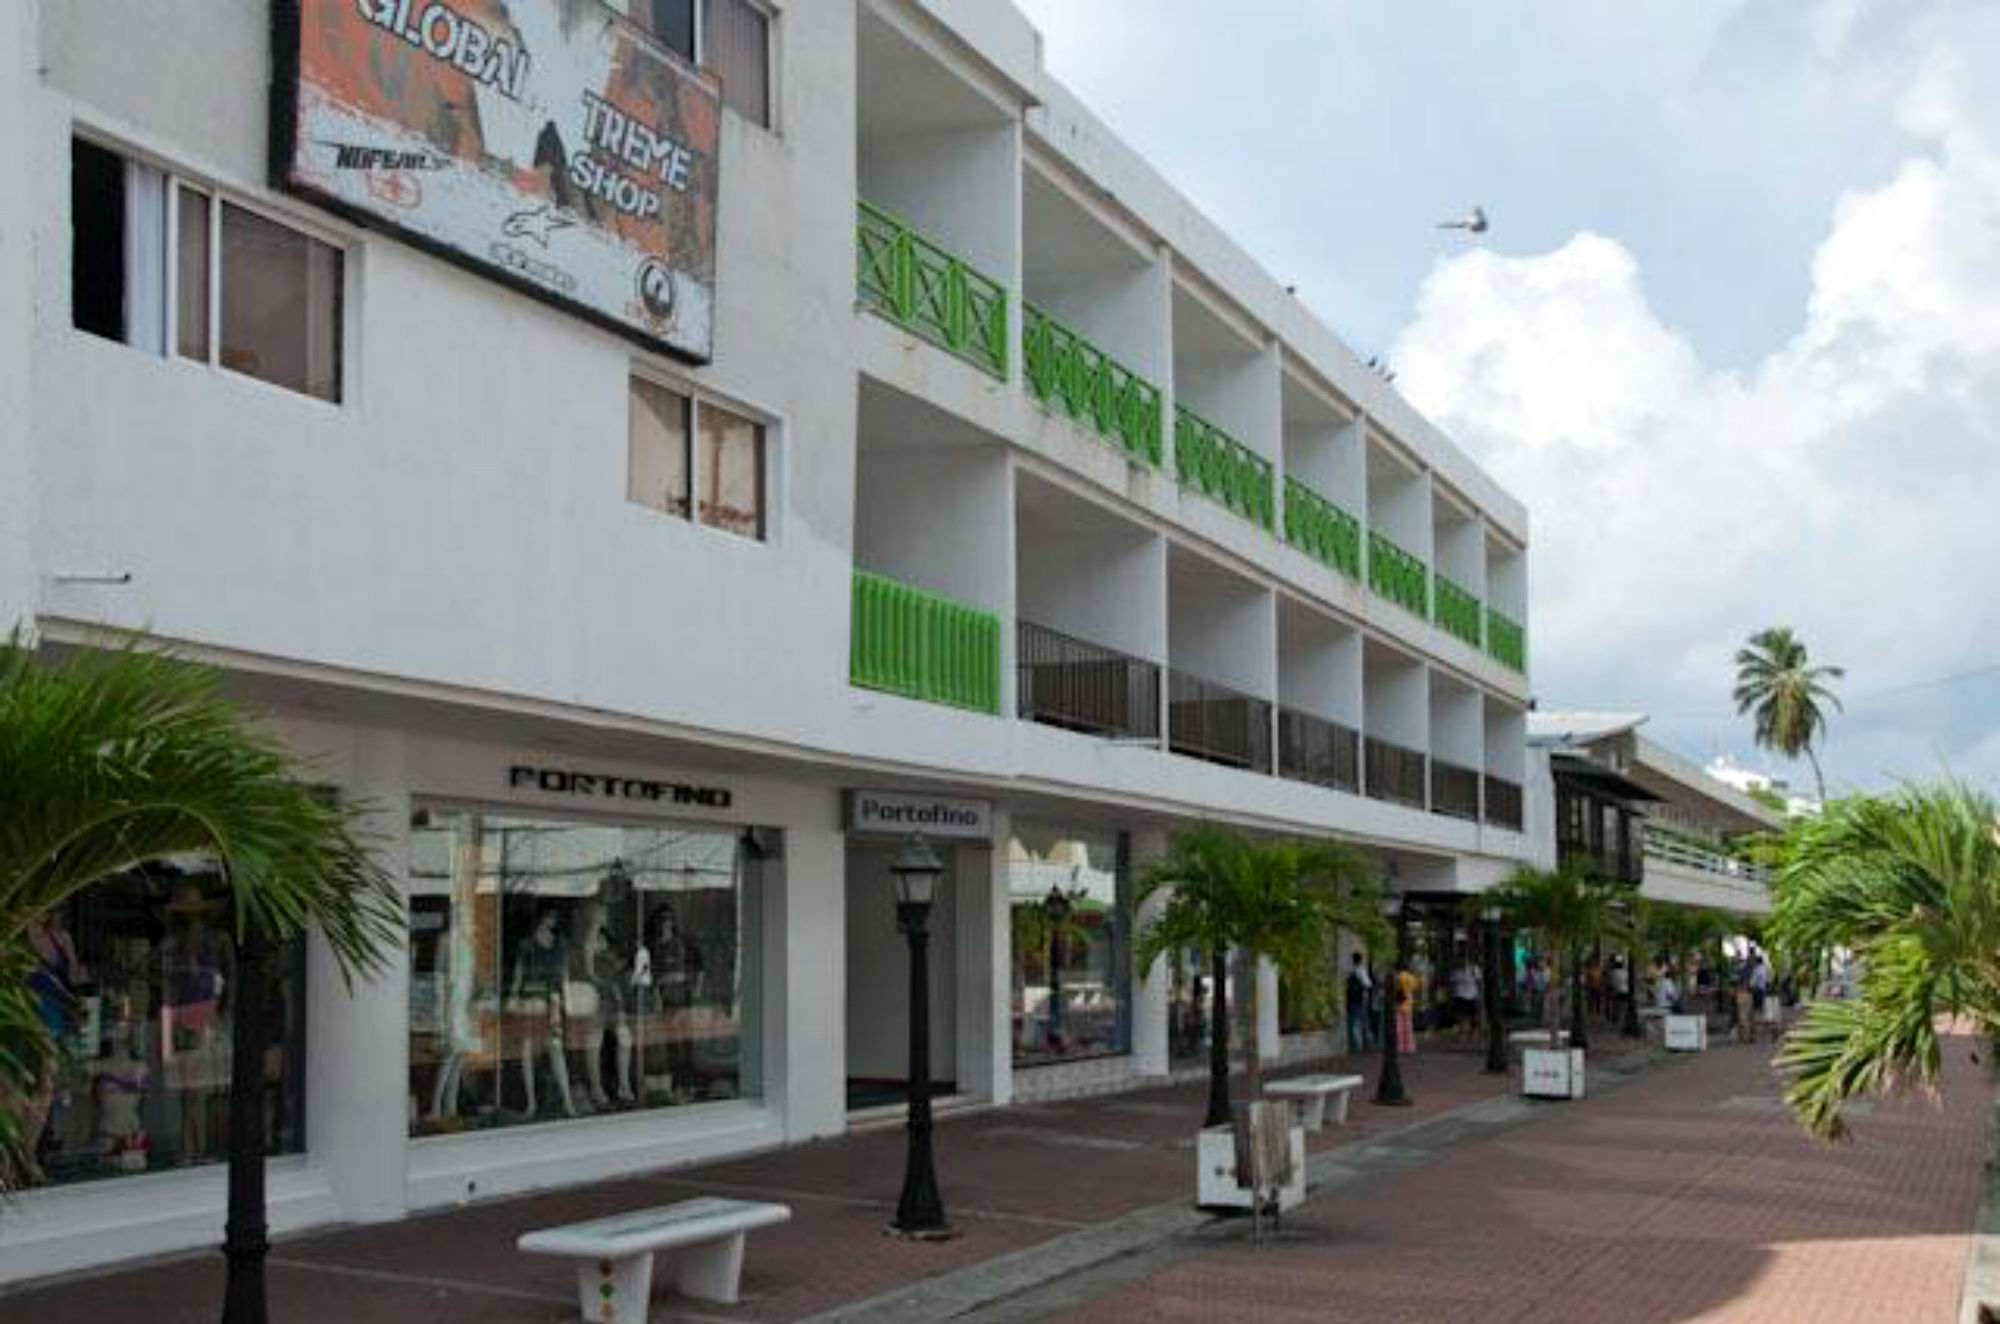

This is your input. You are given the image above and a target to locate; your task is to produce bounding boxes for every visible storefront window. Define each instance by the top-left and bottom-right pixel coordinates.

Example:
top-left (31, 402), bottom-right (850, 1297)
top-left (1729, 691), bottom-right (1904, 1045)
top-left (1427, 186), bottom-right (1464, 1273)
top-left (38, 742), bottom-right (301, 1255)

top-left (1008, 825), bottom-right (1130, 1066)
top-left (407, 809), bottom-right (766, 1136)
top-left (23, 865), bottom-right (305, 1187)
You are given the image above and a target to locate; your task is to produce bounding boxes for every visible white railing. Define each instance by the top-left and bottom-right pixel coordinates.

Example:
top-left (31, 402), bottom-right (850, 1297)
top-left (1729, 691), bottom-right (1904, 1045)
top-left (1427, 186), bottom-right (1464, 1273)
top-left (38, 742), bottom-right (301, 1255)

top-left (1642, 834), bottom-right (1771, 886)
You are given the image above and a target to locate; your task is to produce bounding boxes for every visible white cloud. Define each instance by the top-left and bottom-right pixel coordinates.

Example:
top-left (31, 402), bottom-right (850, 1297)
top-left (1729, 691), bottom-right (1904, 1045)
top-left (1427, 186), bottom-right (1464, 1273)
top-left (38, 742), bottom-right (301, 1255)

top-left (1393, 26), bottom-right (2000, 791)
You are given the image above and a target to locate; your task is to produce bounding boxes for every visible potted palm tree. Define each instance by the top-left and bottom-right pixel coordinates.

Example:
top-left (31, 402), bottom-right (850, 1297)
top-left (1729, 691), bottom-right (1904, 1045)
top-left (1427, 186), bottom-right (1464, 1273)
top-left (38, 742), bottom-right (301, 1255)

top-left (0, 636), bottom-right (401, 1324)
top-left (1491, 862), bottom-right (1627, 1099)
top-left (1135, 825), bottom-right (1385, 1209)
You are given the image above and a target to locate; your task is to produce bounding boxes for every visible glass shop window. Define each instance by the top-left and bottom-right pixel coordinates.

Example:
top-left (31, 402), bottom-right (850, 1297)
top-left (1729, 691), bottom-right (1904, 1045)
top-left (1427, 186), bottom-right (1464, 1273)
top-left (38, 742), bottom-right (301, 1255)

top-left (69, 137), bottom-right (344, 403)
top-left (22, 865), bottom-right (305, 1187)
top-left (406, 809), bottom-right (770, 1137)
top-left (1008, 824), bottom-right (1131, 1067)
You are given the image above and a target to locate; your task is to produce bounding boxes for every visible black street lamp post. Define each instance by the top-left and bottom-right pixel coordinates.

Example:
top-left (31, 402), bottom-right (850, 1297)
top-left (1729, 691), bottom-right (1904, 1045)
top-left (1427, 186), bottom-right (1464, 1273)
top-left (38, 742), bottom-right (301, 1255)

top-left (222, 918), bottom-right (272, 1324)
top-left (1482, 904), bottom-right (1508, 1075)
top-left (1373, 894), bottom-right (1411, 1107)
top-left (890, 836), bottom-right (953, 1239)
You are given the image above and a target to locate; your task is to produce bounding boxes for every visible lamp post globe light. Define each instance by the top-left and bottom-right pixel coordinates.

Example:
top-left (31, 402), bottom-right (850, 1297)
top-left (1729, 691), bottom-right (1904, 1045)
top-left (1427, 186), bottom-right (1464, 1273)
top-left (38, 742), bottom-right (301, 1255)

top-left (1482, 903), bottom-right (1509, 1076)
top-left (890, 835), bottom-right (953, 1239)
top-left (1373, 893), bottom-right (1411, 1107)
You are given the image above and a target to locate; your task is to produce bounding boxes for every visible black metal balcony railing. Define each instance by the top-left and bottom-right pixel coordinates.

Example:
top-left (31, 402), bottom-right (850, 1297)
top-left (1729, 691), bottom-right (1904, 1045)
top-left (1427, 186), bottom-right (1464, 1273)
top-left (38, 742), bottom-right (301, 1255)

top-left (1483, 774), bottom-right (1524, 831)
top-left (1016, 621), bottom-right (1161, 741)
top-left (1277, 708), bottom-right (1360, 793)
top-left (1168, 670), bottom-right (1273, 773)
top-left (1363, 736), bottom-right (1428, 810)
top-left (1430, 759), bottom-right (1481, 822)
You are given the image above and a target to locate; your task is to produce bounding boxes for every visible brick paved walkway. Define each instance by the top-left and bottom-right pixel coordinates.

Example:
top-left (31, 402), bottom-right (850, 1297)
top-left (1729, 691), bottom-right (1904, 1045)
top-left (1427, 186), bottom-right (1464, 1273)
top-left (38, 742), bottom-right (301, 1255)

top-left (2, 1035), bottom-right (1985, 1323)
top-left (1026, 1038), bottom-right (1989, 1324)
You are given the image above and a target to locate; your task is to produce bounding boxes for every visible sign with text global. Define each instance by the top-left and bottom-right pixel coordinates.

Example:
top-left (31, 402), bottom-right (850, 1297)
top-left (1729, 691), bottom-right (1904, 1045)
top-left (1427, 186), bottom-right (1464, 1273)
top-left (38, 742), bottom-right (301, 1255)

top-left (275, 0), bottom-right (720, 360)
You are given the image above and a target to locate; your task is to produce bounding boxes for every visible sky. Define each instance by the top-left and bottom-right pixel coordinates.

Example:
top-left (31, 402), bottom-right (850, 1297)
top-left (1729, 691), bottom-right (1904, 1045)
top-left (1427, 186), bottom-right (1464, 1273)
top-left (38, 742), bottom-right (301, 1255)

top-left (1013, 0), bottom-right (2000, 797)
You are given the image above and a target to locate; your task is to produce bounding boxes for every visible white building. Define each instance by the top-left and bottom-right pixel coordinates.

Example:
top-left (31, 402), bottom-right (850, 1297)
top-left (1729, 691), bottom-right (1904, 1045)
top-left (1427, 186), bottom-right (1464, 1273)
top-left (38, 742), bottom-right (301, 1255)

top-left (0, 0), bottom-right (1533, 1281)
top-left (1526, 712), bottom-right (1783, 915)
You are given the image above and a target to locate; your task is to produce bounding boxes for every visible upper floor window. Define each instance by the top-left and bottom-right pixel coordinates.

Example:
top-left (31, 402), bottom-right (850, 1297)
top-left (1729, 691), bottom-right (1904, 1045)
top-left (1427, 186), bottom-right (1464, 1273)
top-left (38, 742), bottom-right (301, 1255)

top-left (628, 376), bottom-right (769, 541)
top-left (72, 138), bottom-right (343, 403)
top-left (622, 0), bottom-right (773, 128)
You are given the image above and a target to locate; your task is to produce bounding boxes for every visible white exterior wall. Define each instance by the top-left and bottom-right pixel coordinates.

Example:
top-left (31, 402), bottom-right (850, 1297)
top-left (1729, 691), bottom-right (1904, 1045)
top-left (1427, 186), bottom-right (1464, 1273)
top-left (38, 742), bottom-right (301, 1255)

top-left (1429, 675), bottom-right (1483, 768)
top-left (8, 0), bottom-right (1540, 1283)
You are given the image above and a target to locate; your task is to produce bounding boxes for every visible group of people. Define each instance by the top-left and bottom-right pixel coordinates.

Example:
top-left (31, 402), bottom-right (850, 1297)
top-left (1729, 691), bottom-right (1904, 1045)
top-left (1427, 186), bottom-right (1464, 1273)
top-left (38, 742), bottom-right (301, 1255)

top-left (1343, 951), bottom-right (1485, 1056)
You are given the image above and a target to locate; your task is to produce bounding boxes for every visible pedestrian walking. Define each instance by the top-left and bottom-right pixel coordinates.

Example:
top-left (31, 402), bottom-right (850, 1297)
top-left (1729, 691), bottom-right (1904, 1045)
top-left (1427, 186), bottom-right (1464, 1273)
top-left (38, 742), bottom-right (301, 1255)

top-left (1450, 956), bottom-right (1482, 1043)
top-left (1345, 951), bottom-right (1374, 1053)
top-left (1396, 964), bottom-right (1419, 1055)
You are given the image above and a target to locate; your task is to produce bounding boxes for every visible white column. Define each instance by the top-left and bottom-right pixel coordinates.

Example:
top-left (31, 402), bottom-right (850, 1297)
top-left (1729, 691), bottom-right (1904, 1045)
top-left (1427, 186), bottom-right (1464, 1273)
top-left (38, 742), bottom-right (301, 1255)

top-left (959, 809), bottom-right (1012, 1105)
top-left (1255, 957), bottom-right (1281, 1061)
top-left (776, 818), bottom-right (846, 1141)
top-left (0, 0), bottom-right (36, 632)
top-left (309, 727), bottom-right (411, 1223)
top-left (1130, 827), bottom-right (1170, 1078)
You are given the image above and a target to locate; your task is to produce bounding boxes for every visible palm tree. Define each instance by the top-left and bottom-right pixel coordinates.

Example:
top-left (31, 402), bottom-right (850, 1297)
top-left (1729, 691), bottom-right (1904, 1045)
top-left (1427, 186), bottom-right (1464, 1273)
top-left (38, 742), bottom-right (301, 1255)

top-left (1733, 627), bottom-right (1844, 803)
top-left (1491, 862), bottom-right (1629, 1050)
top-left (1135, 825), bottom-right (1386, 1126)
top-left (1767, 783), bottom-right (2000, 1141)
top-left (1, 636), bottom-right (401, 1322)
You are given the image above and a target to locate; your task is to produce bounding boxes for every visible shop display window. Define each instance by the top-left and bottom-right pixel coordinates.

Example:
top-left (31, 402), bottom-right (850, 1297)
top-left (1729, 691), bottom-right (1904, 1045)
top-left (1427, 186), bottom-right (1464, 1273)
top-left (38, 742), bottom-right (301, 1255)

top-left (406, 809), bottom-right (768, 1137)
top-left (23, 865), bottom-right (305, 1187)
top-left (1008, 824), bottom-right (1131, 1066)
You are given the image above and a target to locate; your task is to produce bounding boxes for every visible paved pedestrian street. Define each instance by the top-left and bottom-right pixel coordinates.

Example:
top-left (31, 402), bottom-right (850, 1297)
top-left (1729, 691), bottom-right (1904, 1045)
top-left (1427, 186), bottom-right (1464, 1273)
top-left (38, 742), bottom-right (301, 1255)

top-left (3, 1037), bottom-right (1986, 1323)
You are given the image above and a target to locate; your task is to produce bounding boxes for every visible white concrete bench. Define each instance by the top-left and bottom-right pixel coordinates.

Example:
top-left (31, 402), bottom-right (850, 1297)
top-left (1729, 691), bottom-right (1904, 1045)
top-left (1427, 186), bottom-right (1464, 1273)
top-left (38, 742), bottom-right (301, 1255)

top-left (1263, 1073), bottom-right (1364, 1131)
top-left (1508, 1029), bottom-right (1570, 1051)
top-left (518, 1197), bottom-right (791, 1323)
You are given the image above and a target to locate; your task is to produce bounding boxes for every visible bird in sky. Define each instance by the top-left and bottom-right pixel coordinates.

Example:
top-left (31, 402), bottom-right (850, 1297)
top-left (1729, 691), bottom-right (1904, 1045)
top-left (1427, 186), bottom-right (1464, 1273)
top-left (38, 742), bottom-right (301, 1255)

top-left (1437, 205), bottom-right (1489, 234)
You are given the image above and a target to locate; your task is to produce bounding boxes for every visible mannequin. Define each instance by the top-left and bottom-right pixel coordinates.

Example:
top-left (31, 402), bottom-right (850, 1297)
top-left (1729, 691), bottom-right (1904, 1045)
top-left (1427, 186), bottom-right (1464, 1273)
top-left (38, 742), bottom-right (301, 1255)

top-left (506, 907), bottom-right (577, 1118)
top-left (93, 1020), bottom-right (150, 1172)
top-left (23, 915), bottom-right (87, 1160)
top-left (159, 884), bottom-right (230, 1163)
top-left (645, 905), bottom-right (701, 1099)
top-left (570, 899), bottom-right (635, 1106)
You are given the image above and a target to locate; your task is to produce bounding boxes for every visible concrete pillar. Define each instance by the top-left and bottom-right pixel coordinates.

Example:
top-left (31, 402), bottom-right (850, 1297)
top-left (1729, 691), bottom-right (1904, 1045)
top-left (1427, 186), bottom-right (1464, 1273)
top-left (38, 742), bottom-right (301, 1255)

top-left (1255, 957), bottom-right (1281, 1061)
top-left (0, 0), bottom-right (36, 632)
top-left (310, 727), bottom-right (411, 1223)
top-left (955, 819), bottom-right (1010, 1105)
top-left (1130, 827), bottom-right (1170, 1078)
top-left (777, 818), bottom-right (846, 1141)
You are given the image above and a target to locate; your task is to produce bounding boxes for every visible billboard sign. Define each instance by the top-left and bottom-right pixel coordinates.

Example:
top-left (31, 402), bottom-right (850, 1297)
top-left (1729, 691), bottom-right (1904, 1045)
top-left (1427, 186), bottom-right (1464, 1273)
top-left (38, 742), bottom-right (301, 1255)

top-left (274, 0), bottom-right (721, 361)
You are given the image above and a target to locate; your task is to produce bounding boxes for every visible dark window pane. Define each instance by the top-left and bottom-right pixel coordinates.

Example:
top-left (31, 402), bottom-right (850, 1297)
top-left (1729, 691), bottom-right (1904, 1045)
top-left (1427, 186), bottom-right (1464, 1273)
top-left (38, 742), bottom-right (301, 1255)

top-left (696, 401), bottom-right (765, 540)
top-left (1009, 825), bottom-right (1131, 1067)
top-left (629, 377), bottom-right (692, 518)
top-left (644, 0), bottom-right (696, 60)
top-left (72, 138), bottom-right (126, 342)
top-left (703, 0), bottom-right (770, 126)
top-left (219, 204), bottom-right (342, 402)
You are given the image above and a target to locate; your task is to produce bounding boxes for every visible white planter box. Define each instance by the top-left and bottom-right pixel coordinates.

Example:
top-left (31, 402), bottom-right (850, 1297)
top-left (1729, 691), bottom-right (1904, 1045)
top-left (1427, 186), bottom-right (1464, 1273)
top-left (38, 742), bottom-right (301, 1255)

top-left (1195, 1124), bottom-right (1307, 1211)
top-left (1664, 1014), bottom-right (1708, 1052)
top-left (1522, 1047), bottom-right (1586, 1100)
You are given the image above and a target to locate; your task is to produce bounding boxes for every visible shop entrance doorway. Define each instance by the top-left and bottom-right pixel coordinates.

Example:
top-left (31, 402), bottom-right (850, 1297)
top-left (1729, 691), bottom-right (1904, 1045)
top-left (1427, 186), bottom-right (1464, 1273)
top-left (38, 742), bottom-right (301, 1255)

top-left (844, 839), bottom-right (958, 1111)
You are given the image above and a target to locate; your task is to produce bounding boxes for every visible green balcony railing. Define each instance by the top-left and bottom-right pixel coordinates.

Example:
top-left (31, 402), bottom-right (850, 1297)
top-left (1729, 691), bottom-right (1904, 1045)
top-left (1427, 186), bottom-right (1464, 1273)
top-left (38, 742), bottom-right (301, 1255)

top-left (1433, 574), bottom-right (1483, 649)
top-left (1367, 531), bottom-right (1429, 618)
top-left (1282, 478), bottom-right (1362, 580)
top-left (851, 570), bottom-right (1002, 714)
top-left (1174, 406), bottom-right (1275, 529)
top-left (1487, 607), bottom-right (1527, 673)
top-left (856, 199), bottom-right (1009, 381)
top-left (1022, 303), bottom-right (1163, 467)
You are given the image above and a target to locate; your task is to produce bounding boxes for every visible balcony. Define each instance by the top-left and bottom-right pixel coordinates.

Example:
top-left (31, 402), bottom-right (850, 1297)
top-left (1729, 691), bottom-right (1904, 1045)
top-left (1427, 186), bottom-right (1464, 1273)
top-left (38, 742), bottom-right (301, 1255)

top-left (1643, 830), bottom-right (1771, 887)
top-left (1168, 670), bottom-right (1273, 773)
top-left (857, 200), bottom-right (1009, 381)
top-left (1022, 303), bottom-right (1163, 467)
top-left (1367, 532), bottom-right (1429, 619)
top-left (1282, 478), bottom-right (1362, 580)
top-left (1175, 406), bottom-right (1275, 530)
top-left (1277, 707), bottom-right (1359, 793)
top-left (1433, 574), bottom-right (1482, 650)
top-left (1363, 736), bottom-right (1427, 810)
top-left (851, 570), bottom-right (1002, 714)
top-left (1487, 607), bottom-right (1527, 673)
top-left (1430, 758), bottom-right (1481, 822)
top-left (1484, 774), bottom-right (1524, 832)
top-left (1017, 621), bottom-right (1161, 741)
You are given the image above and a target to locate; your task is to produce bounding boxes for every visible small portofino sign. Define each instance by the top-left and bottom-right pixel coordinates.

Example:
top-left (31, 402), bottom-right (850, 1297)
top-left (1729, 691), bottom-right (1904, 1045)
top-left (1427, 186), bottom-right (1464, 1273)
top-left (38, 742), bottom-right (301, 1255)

top-left (846, 791), bottom-right (992, 840)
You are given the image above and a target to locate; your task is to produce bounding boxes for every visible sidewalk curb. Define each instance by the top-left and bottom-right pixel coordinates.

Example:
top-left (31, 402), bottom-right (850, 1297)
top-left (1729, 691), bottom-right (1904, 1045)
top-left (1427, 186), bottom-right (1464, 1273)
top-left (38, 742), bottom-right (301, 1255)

top-left (797, 1044), bottom-right (1677, 1324)
top-left (1959, 1102), bottom-right (2000, 1324)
